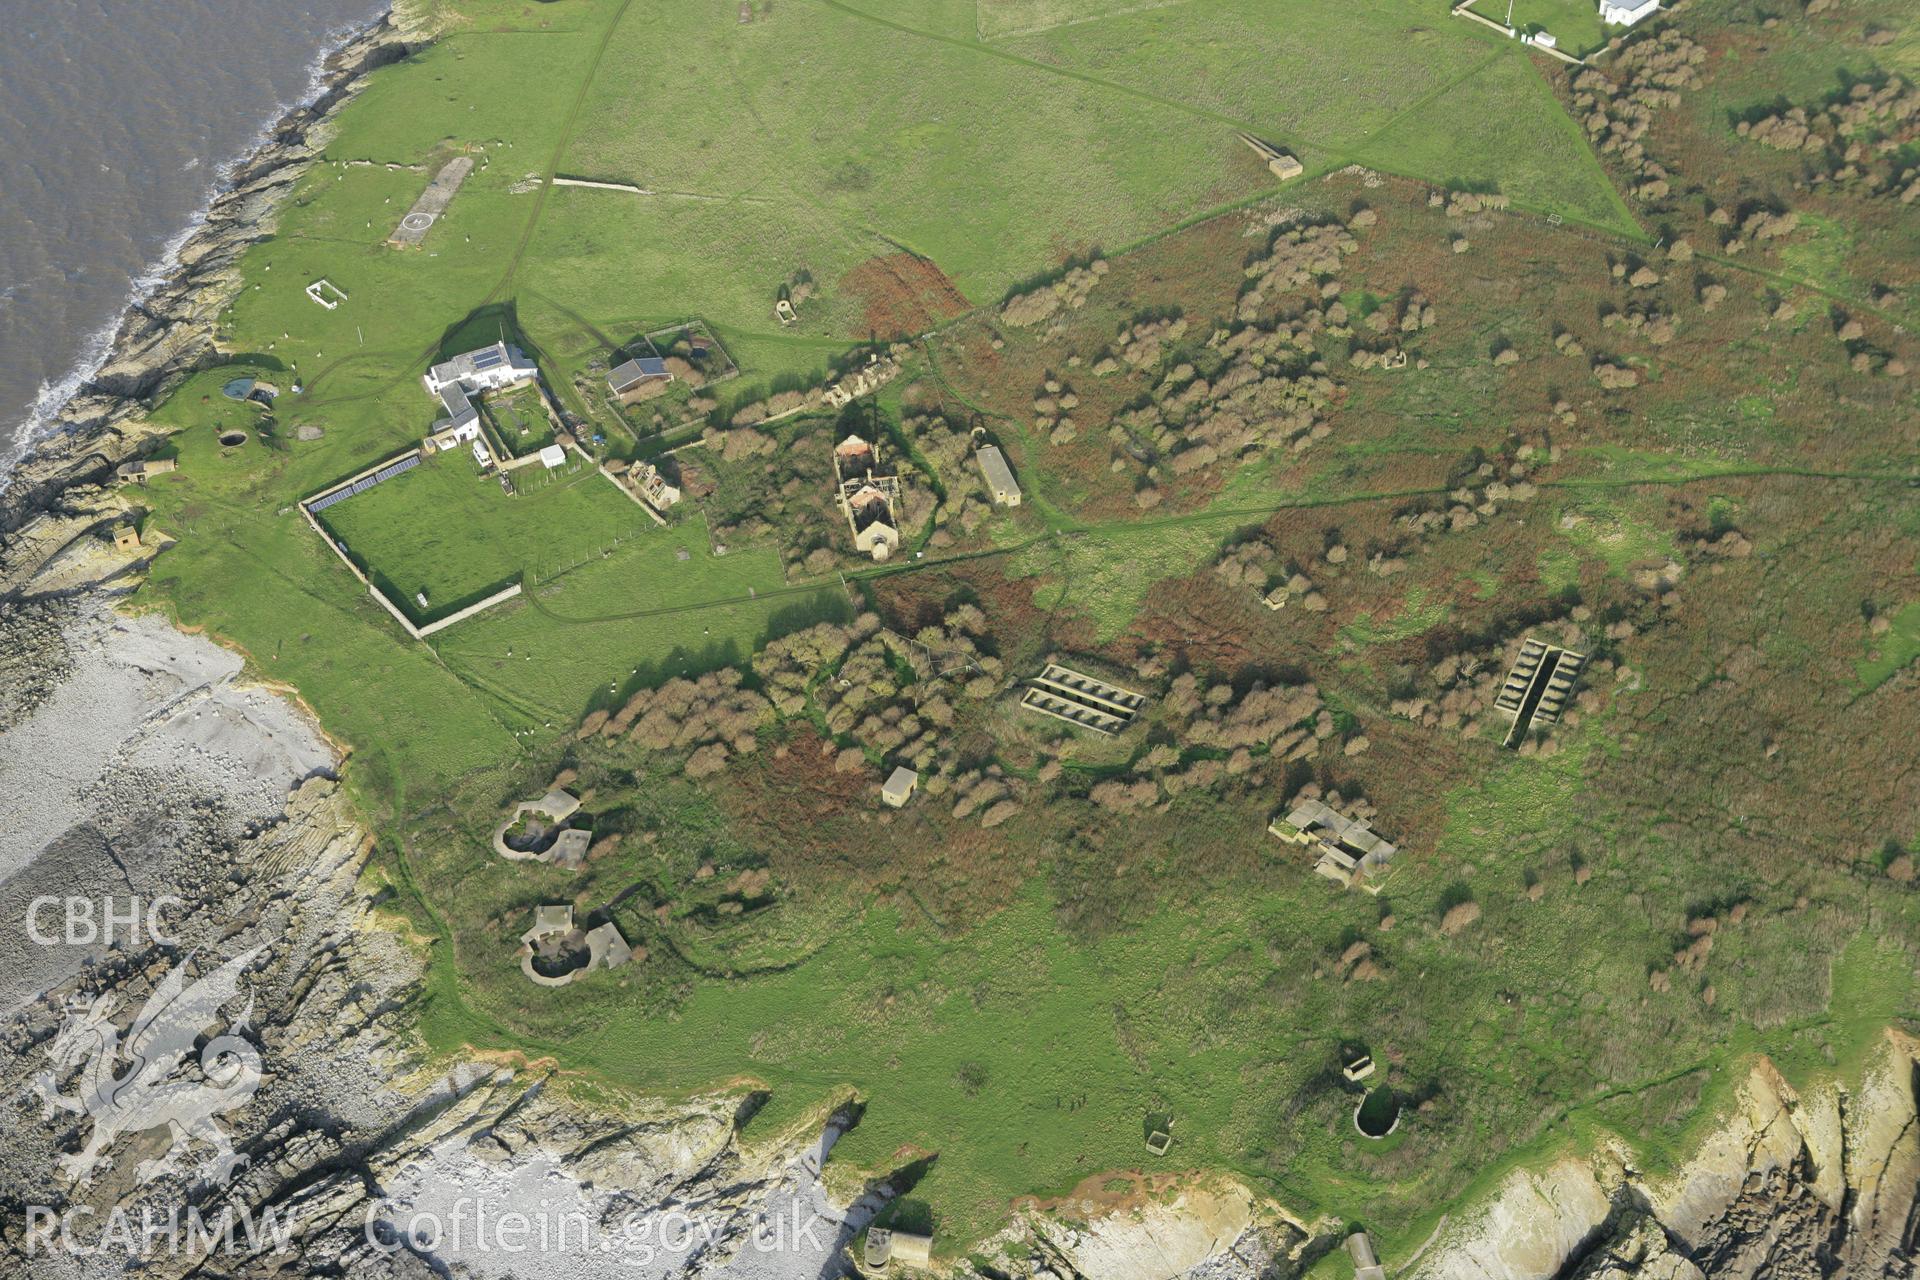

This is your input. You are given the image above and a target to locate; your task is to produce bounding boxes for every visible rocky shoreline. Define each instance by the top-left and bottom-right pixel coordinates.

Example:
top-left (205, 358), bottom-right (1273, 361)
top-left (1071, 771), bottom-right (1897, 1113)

top-left (0, 2), bottom-right (433, 542)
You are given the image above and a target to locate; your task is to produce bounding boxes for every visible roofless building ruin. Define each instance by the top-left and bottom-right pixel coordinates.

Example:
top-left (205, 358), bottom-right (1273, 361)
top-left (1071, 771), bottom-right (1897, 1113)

top-left (1494, 637), bottom-right (1586, 749)
top-left (833, 433), bottom-right (904, 561)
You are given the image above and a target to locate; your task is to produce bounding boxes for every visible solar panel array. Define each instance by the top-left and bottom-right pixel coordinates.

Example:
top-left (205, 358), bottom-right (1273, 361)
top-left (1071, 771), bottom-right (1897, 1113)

top-left (471, 345), bottom-right (506, 372)
top-left (305, 453), bottom-right (420, 514)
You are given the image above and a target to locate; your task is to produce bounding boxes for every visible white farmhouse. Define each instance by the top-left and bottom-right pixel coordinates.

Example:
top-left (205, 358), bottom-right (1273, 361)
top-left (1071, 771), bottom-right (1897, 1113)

top-left (422, 340), bottom-right (539, 453)
top-left (1598, 0), bottom-right (1659, 27)
top-left (423, 341), bottom-right (538, 398)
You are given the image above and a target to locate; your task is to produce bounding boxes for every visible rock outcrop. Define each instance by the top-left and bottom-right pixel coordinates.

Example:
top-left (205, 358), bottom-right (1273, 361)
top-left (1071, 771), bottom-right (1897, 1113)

top-left (1410, 1043), bottom-right (1920, 1280)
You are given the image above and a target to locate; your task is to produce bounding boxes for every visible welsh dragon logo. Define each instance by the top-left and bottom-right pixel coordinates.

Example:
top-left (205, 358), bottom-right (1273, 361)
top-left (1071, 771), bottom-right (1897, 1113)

top-left (33, 947), bottom-right (265, 1187)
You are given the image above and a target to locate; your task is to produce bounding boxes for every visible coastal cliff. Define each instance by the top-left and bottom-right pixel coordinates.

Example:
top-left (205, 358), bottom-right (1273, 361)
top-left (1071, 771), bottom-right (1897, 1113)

top-left (1407, 1045), bottom-right (1920, 1280)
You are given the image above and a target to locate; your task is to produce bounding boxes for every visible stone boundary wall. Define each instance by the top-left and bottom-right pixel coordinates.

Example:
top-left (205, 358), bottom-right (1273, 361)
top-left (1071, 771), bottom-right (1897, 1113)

top-left (299, 451), bottom-right (523, 641)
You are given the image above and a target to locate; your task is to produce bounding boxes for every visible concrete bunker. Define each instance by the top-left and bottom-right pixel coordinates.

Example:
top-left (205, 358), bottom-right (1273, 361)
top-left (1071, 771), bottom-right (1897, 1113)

top-left (1019, 663), bottom-right (1148, 736)
top-left (221, 376), bottom-right (279, 409)
top-left (518, 905), bottom-right (637, 987)
top-left (1353, 1085), bottom-right (1402, 1138)
top-left (493, 787), bottom-right (591, 867)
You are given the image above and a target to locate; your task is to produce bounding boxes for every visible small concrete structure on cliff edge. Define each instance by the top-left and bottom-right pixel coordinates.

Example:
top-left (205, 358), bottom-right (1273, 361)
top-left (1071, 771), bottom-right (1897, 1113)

top-left (115, 458), bottom-right (178, 484)
top-left (1347, 1231), bottom-right (1387, 1280)
top-left (865, 1227), bottom-right (933, 1270)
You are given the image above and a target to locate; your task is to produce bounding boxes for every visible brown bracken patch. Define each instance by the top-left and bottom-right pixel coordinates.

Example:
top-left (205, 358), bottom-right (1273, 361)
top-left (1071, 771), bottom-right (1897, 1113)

top-left (841, 252), bottom-right (971, 339)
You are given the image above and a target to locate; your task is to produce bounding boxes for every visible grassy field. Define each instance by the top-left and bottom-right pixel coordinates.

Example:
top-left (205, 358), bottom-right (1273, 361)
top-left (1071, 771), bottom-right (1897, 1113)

top-left (180, 0), bottom-right (1642, 441)
top-left (398, 724), bottom-right (1920, 1253)
top-left (316, 449), bottom-right (626, 617)
top-left (1857, 600), bottom-right (1920, 692)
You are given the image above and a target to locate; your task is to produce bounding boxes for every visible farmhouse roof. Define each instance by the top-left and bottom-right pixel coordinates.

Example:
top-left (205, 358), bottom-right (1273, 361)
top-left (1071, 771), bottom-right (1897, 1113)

top-left (428, 341), bottom-right (516, 388)
top-left (437, 381), bottom-right (477, 424)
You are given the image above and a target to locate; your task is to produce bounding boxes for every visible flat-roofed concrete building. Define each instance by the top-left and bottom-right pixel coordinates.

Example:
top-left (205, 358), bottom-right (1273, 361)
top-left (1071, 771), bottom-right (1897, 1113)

top-left (585, 921), bottom-right (634, 970)
top-left (521, 904), bottom-right (573, 946)
top-left (976, 445), bottom-right (1022, 506)
top-left (881, 765), bottom-right (919, 808)
top-left (115, 458), bottom-right (178, 483)
top-left (548, 828), bottom-right (592, 868)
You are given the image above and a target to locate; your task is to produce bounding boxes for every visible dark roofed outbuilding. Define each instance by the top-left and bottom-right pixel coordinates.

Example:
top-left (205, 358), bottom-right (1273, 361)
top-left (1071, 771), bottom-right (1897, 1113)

top-left (608, 356), bottom-right (672, 395)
